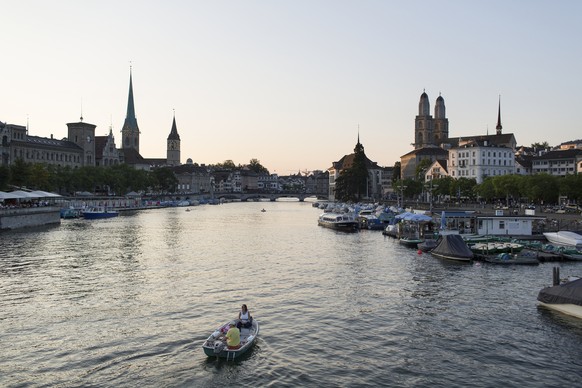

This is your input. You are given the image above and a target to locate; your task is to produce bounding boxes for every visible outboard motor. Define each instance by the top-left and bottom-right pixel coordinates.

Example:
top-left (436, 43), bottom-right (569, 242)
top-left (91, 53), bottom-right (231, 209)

top-left (213, 341), bottom-right (225, 354)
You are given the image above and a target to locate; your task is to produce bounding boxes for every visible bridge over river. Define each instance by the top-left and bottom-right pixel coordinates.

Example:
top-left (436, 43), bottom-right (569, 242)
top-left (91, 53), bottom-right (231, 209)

top-left (211, 192), bottom-right (327, 202)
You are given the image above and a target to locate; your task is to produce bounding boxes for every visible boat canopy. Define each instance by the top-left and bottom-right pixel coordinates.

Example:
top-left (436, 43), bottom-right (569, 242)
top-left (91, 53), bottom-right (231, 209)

top-left (538, 278), bottom-right (582, 306)
top-left (431, 234), bottom-right (474, 259)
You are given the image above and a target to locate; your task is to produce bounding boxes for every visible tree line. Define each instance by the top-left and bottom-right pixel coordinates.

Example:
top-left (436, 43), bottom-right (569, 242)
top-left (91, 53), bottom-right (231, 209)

top-left (0, 158), bottom-right (271, 196)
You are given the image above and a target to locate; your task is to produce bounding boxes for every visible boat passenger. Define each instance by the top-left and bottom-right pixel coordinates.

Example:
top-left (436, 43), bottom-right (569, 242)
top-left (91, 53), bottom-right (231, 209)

top-left (237, 304), bottom-right (253, 329)
top-left (225, 321), bottom-right (240, 349)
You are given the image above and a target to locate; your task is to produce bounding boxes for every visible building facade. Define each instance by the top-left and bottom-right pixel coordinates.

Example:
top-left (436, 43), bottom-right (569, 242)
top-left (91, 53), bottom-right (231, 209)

top-left (447, 140), bottom-right (515, 183)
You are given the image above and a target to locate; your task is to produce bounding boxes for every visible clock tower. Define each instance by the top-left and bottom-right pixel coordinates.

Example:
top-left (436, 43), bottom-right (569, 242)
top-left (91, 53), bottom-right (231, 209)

top-left (166, 113), bottom-right (181, 166)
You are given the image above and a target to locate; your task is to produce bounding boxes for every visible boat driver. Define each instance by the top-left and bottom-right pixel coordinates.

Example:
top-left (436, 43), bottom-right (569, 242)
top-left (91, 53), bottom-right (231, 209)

top-left (225, 321), bottom-right (240, 349)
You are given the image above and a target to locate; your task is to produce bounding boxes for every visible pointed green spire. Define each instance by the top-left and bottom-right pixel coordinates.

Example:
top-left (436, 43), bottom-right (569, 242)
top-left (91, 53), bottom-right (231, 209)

top-left (124, 67), bottom-right (138, 129)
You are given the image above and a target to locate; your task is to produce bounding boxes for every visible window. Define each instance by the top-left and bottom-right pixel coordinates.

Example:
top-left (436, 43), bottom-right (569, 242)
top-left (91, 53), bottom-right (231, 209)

top-left (499, 221), bottom-right (505, 229)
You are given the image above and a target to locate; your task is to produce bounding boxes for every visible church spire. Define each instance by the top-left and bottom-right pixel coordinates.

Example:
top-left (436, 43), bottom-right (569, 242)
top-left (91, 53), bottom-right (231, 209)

top-left (121, 66), bottom-right (140, 152)
top-left (168, 110), bottom-right (180, 140)
top-left (495, 95), bottom-right (502, 135)
top-left (125, 67), bottom-right (137, 128)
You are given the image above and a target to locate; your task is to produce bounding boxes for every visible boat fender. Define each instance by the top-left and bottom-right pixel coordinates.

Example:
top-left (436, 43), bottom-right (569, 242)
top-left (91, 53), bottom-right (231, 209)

top-left (247, 335), bottom-right (254, 342)
top-left (212, 330), bottom-right (221, 338)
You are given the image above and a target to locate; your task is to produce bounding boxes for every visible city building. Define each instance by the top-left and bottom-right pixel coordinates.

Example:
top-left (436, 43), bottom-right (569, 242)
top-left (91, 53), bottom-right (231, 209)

top-left (531, 149), bottom-right (582, 176)
top-left (328, 136), bottom-right (385, 201)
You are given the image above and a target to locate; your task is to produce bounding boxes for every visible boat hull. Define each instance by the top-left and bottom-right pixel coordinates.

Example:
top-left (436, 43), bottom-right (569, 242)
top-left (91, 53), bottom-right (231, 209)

top-left (202, 320), bottom-right (259, 360)
top-left (83, 212), bottom-right (119, 219)
top-left (430, 252), bottom-right (473, 262)
top-left (543, 231), bottom-right (582, 250)
top-left (539, 302), bottom-right (582, 319)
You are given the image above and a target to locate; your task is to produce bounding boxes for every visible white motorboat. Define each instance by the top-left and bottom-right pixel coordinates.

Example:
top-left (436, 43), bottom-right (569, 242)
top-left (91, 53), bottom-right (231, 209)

top-left (318, 213), bottom-right (358, 232)
top-left (543, 231), bottom-right (582, 250)
top-left (202, 319), bottom-right (259, 360)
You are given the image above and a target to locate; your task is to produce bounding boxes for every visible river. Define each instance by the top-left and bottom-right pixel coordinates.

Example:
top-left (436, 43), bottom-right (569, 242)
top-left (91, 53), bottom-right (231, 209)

top-left (1, 201), bottom-right (581, 387)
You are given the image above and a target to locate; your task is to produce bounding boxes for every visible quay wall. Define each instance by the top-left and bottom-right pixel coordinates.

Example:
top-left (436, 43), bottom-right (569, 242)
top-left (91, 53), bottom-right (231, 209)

top-left (0, 207), bottom-right (61, 231)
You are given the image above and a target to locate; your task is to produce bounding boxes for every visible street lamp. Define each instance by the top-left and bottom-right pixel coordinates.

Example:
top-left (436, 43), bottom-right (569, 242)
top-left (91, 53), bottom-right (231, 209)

top-left (425, 178), bottom-right (438, 213)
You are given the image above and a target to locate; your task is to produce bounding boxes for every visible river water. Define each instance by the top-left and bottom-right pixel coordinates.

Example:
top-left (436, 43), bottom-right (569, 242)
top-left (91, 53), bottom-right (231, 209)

top-left (1, 201), bottom-right (581, 387)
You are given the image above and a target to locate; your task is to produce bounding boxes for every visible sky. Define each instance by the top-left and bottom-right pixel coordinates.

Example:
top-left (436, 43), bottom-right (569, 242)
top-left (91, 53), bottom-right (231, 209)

top-left (2, 0), bottom-right (581, 175)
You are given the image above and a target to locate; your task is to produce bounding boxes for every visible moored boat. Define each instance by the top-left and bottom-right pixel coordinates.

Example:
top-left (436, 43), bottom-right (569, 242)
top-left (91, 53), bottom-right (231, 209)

top-left (399, 236), bottom-right (424, 248)
top-left (318, 213), bottom-right (358, 232)
top-left (430, 234), bottom-right (474, 262)
top-left (417, 239), bottom-right (438, 252)
top-left (538, 271), bottom-right (582, 319)
top-left (543, 231), bottom-right (582, 250)
top-left (484, 252), bottom-right (539, 265)
top-left (82, 206), bottom-right (119, 219)
top-left (202, 319), bottom-right (259, 360)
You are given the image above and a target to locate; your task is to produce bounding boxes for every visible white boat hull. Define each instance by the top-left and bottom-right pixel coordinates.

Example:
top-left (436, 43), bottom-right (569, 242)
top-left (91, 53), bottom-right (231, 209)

top-left (543, 231), bottom-right (582, 249)
top-left (539, 302), bottom-right (582, 320)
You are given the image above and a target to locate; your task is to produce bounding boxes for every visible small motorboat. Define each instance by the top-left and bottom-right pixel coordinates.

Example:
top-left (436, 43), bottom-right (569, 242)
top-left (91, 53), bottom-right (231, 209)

top-left (430, 234), bottom-right (474, 262)
top-left (538, 270), bottom-right (582, 319)
top-left (417, 239), bottom-right (438, 252)
top-left (202, 319), bottom-right (259, 360)
top-left (82, 206), bottom-right (119, 219)
top-left (484, 252), bottom-right (539, 265)
top-left (543, 231), bottom-right (582, 250)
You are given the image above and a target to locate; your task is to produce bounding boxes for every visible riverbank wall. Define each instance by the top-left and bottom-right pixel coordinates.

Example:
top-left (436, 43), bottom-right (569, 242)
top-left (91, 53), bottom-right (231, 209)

top-left (0, 207), bottom-right (61, 231)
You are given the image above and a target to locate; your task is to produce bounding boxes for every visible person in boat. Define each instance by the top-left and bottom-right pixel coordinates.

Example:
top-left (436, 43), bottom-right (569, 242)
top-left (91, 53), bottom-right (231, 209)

top-left (225, 321), bottom-right (240, 349)
top-left (237, 304), bottom-right (253, 329)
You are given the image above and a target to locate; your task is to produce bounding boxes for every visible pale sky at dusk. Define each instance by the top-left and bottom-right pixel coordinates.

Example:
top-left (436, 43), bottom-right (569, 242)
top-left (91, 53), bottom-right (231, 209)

top-left (2, 1), bottom-right (581, 174)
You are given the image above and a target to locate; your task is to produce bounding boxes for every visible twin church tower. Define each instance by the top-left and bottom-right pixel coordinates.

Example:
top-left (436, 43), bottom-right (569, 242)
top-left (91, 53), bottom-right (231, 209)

top-left (121, 68), bottom-right (181, 166)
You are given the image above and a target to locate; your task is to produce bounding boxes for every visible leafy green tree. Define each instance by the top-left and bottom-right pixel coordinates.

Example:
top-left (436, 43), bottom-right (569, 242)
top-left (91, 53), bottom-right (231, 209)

top-left (334, 141), bottom-right (369, 202)
top-left (433, 176), bottom-right (455, 198)
top-left (0, 165), bottom-right (11, 190)
top-left (531, 141), bottom-right (550, 151)
top-left (151, 167), bottom-right (178, 193)
top-left (403, 178), bottom-right (423, 198)
top-left (492, 174), bottom-right (523, 203)
top-left (29, 164), bottom-right (50, 190)
top-left (415, 158), bottom-right (432, 181)
top-left (216, 160), bottom-right (236, 169)
top-left (247, 159), bottom-right (269, 175)
top-left (392, 161), bottom-right (401, 182)
top-left (559, 174), bottom-right (582, 203)
top-left (523, 174), bottom-right (559, 204)
top-left (10, 159), bottom-right (32, 188)
top-left (475, 177), bottom-right (496, 201)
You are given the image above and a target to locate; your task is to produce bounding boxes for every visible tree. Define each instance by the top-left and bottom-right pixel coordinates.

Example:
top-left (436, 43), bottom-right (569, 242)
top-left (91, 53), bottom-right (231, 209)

top-left (531, 141), bottom-right (550, 151)
top-left (0, 165), bottom-right (11, 190)
top-left (392, 161), bottom-right (401, 182)
top-left (475, 177), bottom-right (496, 201)
top-left (247, 159), bottom-right (269, 175)
top-left (492, 174), bottom-right (523, 204)
top-left (559, 174), bottom-right (582, 203)
top-left (151, 167), bottom-right (178, 193)
top-left (216, 160), bottom-right (236, 169)
top-left (10, 159), bottom-right (31, 188)
top-left (415, 158), bottom-right (433, 181)
top-left (523, 174), bottom-right (559, 204)
top-left (333, 141), bottom-right (369, 202)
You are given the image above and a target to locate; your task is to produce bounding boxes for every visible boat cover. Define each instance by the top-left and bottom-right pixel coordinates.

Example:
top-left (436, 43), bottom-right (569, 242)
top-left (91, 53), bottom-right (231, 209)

top-left (537, 278), bottom-right (582, 306)
top-left (431, 234), bottom-right (474, 259)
